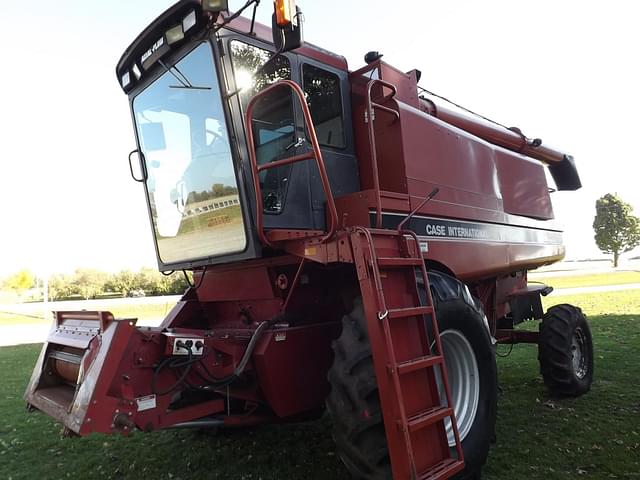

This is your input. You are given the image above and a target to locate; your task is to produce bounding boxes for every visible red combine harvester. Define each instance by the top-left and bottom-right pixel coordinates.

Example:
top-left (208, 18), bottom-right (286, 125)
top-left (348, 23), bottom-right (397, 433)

top-left (25, 1), bottom-right (594, 478)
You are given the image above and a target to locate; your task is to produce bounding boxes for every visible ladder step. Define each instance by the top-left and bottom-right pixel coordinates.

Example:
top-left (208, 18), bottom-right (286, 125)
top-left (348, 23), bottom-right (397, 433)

top-left (419, 458), bottom-right (465, 480)
top-left (387, 305), bottom-right (433, 319)
top-left (406, 406), bottom-right (453, 433)
top-left (377, 257), bottom-right (424, 267)
top-left (395, 355), bottom-right (443, 375)
top-left (367, 228), bottom-right (407, 236)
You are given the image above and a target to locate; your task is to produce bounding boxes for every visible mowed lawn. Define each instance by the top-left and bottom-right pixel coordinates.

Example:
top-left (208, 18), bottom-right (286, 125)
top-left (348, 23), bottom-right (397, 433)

top-left (0, 290), bottom-right (638, 479)
top-left (531, 270), bottom-right (640, 290)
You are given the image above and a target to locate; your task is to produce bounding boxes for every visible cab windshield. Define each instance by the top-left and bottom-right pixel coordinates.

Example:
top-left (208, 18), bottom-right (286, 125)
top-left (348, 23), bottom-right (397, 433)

top-left (133, 42), bottom-right (246, 265)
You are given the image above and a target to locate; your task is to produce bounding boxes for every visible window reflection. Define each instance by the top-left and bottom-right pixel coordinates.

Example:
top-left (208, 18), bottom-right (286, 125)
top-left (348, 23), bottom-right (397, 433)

top-left (230, 41), bottom-right (294, 214)
top-left (303, 64), bottom-right (345, 149)
top-left (133, 43), bottom-right (246, 265)
top-left (230, 40), bottom-right (291, 111)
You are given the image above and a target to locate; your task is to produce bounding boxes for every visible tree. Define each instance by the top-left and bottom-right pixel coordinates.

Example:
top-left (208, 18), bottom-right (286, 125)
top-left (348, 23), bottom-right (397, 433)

top-left (73, 268), bottom-right (107, 300)
top-left (105, 270), bottom-right (138, 297)
top-left (48, 273), bottom-right (77, 300)
top-left (593, 193), bottom-right (640, 267)
top-left (3, 270), bottom-right (35, 293)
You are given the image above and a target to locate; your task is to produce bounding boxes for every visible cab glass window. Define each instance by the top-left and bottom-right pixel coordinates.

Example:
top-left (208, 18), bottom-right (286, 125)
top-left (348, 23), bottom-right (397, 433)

top-left (303, 64), bottom-right (345, 148)
top-left (133, 43), bottom-right (246, 265)
top-left (230, 41), bottom-right (295, 213)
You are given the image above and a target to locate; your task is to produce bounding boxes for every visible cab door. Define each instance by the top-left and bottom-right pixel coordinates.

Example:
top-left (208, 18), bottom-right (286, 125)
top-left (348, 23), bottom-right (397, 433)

top-left (300, 60), bottom-right (359, 229)
top-left (225, 38), bottom-right (359, 233)
top-left (227, 37), bottom-right (316, 231)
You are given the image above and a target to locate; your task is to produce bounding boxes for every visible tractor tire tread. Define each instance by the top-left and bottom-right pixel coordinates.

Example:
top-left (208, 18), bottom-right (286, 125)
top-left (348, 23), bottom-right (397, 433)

top-left (327, 271), bottom-right (497, 480)
top-left (538, 303), bottom-right (594, 397)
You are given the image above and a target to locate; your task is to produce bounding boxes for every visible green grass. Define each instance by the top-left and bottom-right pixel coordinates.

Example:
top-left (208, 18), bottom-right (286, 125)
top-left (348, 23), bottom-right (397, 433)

top-left (0, 303), bottom-right (174, 326)
top-left (531, 270), bottom-right (640, 289)
top-left (1, 290), bottom-right (638, 479)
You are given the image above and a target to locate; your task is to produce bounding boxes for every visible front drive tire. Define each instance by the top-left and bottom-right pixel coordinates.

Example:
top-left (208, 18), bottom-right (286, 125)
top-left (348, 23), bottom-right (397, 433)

top-left (538, 304), bottom-right (594, 397)
top-left (326, 273), bottom-right (497, 479)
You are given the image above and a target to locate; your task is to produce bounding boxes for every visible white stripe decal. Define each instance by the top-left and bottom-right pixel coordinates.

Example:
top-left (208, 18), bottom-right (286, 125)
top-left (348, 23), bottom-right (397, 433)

top-left (369, 212), bottom-right (563, 245)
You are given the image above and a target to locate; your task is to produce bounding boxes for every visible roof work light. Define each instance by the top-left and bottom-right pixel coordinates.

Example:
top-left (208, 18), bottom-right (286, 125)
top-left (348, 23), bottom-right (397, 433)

top-left (202, 0), bottom-right (229, 12)
top-left (182, 10), bottom-right (198, 32)
top-left (165, 24), bottom-right (185, 45)
top-left (274, 0), bottom-right (296, 27)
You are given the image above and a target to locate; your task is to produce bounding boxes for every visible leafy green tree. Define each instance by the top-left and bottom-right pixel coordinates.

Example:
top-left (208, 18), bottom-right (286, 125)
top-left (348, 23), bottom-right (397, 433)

top-left (106, 270), bottom-right (138, 297)
top-left (593, 193), bottom-right (640, 267)
top-left (3, 270), bottom-right (35, 293)
top-left (48, 274), bottom-right (78, 300)
top-left (73, 268), bottom-right (107, 300)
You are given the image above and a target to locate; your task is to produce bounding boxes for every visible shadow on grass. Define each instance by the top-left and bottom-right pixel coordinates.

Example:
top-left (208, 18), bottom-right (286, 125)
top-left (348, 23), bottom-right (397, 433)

top-left (485, 314), bottom-right (640, 479)
top-left (1, 314), bottom-right (638, 479)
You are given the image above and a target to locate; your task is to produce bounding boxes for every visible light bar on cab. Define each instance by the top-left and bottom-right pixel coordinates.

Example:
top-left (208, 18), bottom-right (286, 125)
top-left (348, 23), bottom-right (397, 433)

top-left (118, 4), bottom-right (226, 93)
top-left (141, 36), bottom-right (169, 70)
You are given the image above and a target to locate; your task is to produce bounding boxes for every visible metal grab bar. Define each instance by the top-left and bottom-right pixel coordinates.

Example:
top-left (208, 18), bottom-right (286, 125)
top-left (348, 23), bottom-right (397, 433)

top-left (365, 79), bottom-right (400, 229)
top-left (245, 79), bottom-right (339, 249)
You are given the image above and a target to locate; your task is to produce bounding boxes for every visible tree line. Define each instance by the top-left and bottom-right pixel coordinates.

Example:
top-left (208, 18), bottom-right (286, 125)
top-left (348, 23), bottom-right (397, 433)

top-left (1, 268), bottom-right (188, 301)
top-left (187, 184), bottom-right (238, 204)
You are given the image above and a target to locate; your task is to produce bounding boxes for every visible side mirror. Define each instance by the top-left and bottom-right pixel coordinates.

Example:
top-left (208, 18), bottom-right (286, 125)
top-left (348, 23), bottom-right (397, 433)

top-left (272, 5), bottom-right (303, 53)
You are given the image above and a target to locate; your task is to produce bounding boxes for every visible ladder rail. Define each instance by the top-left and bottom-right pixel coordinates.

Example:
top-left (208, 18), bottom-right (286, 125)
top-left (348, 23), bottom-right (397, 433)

top-left (352, 227), bottom-right (465, 478)
top-left (353, 226), bottom-right (388, 314)
top-left (352, 226), bottom-right (418, 477)
top-left (400, 228), bottom-right (465, 462)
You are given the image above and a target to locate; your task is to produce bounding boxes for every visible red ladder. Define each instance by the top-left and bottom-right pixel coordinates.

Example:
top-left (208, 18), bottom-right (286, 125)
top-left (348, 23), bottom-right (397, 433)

top-left (350, 227), bottom-right (464, 480)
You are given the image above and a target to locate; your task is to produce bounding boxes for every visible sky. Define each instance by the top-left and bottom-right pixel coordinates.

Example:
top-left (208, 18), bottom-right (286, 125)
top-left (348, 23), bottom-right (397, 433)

top-left (1, 0), bottom-right (639, 277)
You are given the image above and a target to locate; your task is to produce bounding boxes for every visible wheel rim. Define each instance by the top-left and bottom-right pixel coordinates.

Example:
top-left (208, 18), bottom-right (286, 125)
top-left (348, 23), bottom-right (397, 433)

top-left (435, 329), bottom-right (480, 447)
top-left (572, 327), bottom-right (588, 379)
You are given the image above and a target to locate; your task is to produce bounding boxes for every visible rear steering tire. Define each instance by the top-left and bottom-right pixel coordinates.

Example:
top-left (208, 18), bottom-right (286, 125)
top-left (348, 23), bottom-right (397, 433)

top-left (538, 304), bottom-right (593, 397)
top-left (326, 273), bottom-right (497, 479)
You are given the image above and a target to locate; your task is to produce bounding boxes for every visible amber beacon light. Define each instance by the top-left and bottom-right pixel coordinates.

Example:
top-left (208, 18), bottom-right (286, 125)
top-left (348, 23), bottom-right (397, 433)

top-left (274, 0), bottom-right (296, 26)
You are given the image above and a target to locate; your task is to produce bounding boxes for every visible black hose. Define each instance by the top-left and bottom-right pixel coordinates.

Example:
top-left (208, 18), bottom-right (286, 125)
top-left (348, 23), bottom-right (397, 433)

top-left (152, 355), bottom-right (193, 396)
top-left (152, 321), bottom-right (272, 395)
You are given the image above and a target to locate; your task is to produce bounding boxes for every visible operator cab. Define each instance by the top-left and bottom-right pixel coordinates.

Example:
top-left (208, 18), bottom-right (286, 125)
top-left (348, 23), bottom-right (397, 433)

top-left (117, 0), bottom-right (359, 271)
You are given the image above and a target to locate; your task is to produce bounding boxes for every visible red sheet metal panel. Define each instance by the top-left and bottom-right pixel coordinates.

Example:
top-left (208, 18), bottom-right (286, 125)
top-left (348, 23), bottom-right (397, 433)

top-left (253, 323), bottom-right (339, 417)
top-left (494, 150), bottom-right (554, 220)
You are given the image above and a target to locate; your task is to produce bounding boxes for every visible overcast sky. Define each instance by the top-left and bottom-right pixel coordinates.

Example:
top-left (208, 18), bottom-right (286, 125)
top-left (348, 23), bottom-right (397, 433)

top-left (1, 0), bottom-right (638, 276)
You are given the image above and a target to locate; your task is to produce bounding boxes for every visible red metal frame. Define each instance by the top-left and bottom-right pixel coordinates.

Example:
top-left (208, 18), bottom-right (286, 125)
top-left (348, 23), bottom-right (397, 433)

top-left (244, 79), bottom-right (339, 248)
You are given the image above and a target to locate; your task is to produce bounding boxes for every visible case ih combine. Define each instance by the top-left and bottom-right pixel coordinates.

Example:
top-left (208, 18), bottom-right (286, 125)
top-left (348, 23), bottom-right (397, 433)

top-left (25, 1), bottom-right (594, 478)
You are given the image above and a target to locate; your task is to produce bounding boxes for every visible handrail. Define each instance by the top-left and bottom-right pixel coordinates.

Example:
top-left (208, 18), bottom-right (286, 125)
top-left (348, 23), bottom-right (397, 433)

top-left (365, 79), bottom-right (400, 229)
top-left (244, 80), bottom-right (339, 249)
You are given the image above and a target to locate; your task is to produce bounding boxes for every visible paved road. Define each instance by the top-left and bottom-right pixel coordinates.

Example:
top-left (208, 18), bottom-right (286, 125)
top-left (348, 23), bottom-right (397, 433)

top-left (0, 323), bottom-right (52, 348)
top-left (2, 284), bottom-right (639, 347)
top-left (0, 295), bottom-right (181, 317)
top-left (0, 296), bottom-right (179, 347)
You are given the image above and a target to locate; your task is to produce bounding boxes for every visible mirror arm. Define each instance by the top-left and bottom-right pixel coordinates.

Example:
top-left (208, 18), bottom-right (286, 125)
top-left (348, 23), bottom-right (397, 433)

top-left (249, 0), bottom-right (261, 36)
